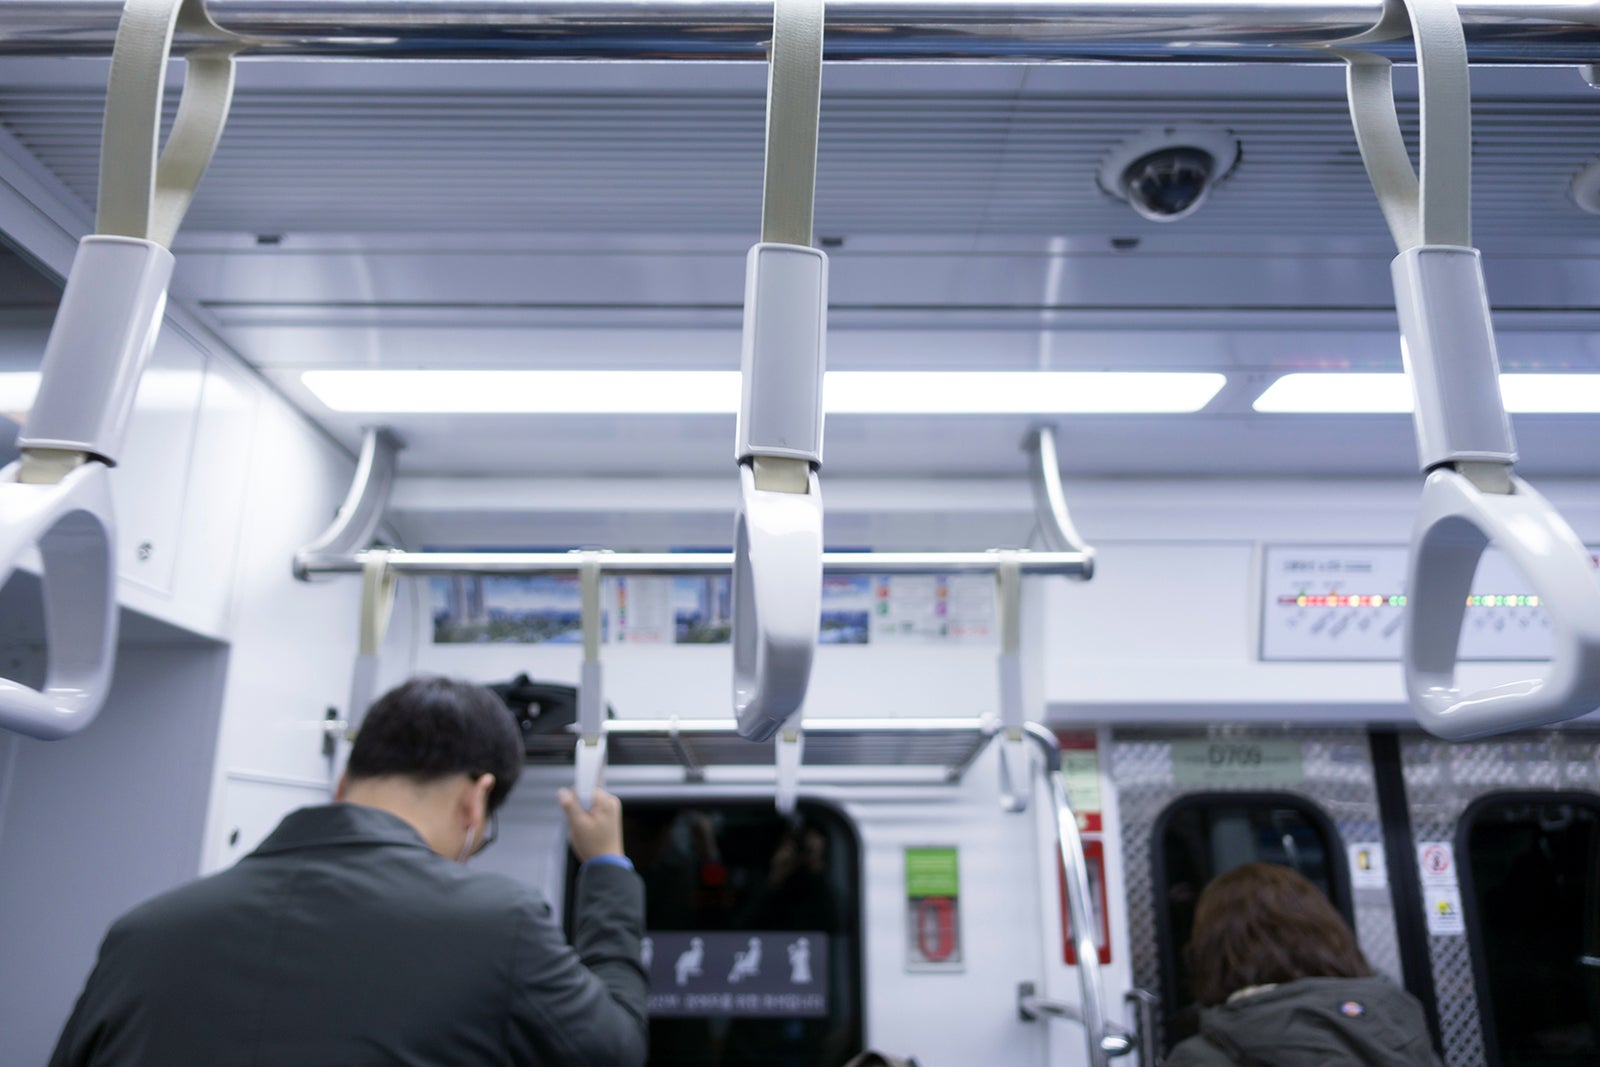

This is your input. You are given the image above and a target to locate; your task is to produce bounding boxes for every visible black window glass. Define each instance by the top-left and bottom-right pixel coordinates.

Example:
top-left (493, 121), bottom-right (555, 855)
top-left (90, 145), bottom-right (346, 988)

top-left (1464, 796), bottom-right (1600, 1067)
top-left (565, 801), bottom-right (861, 1067)
top-left (1155, 796), bottom-right (1346, 1051)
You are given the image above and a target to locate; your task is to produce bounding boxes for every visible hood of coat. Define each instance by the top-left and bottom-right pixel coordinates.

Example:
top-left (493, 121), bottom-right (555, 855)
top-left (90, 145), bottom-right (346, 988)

top-left (1196, 975), bottom-right (1437, 1067)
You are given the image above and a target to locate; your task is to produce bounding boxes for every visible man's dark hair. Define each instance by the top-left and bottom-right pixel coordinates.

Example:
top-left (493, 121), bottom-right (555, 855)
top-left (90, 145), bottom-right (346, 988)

top-left (347, 676), bottom-right (524, 811)
top-left (1185, 861), bottom-right (1372, 1006)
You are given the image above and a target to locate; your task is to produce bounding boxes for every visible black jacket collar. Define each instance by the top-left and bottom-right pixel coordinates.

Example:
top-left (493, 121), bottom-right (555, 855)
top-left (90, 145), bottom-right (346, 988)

top-left (251, 803), bottom-right (431, 856)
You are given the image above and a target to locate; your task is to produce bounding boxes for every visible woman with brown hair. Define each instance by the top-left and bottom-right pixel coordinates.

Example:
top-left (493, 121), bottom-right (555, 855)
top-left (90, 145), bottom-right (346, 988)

top-left (1166, 863), bottom-right (1440, 1067)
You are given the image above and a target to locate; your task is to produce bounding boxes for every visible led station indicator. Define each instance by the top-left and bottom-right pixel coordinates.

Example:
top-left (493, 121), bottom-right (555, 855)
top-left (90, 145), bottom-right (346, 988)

top-left (1278, 594), bottom-right (1540, 608)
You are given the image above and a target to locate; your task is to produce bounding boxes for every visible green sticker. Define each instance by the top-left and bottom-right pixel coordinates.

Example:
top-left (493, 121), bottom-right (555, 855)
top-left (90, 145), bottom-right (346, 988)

top-left (904, 847), bottom-right (960, 898)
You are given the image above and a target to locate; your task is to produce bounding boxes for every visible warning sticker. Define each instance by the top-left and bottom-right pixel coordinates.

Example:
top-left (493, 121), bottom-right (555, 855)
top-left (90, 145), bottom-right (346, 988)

top-left (1056, 731), bottom-right (1102, 834)
top-left (1424, 887), bottom-right (1466, 936)
top-left (905, 847), bottom-right (962, 972)
top-left (1347, 843), bottom-right (1389, 891)
top-left (1417, 842), bottom-right (1458, 887)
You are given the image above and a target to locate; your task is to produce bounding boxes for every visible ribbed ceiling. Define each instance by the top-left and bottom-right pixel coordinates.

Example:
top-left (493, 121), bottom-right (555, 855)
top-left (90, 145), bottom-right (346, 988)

top-left (2, 87), bottom-right (1597, 239)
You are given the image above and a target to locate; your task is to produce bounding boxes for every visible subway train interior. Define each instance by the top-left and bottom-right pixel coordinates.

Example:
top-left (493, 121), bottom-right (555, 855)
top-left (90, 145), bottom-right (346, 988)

top-left (3, 2), bottom-right (1600, 1066)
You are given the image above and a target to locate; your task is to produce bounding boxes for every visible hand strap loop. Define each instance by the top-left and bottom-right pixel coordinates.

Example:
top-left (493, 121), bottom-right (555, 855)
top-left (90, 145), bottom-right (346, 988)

top-left (99, 0), bottom-right (237, 247)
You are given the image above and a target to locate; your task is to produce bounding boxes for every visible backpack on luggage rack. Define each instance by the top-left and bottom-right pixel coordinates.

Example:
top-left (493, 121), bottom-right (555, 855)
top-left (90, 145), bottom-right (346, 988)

top-left (489, 673), bottom-right (613, 763)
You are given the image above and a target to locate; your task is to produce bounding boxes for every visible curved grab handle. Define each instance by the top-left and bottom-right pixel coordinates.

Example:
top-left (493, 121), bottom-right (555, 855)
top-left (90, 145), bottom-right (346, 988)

top-left (1049, 771), bottom-right (1127, 1066)
top-left (732, 462), bottom-right (822, 741)
top-left (1406, 467), bottom-right (1600, 739)
top-left (0, 462), bottom-right (117, 740)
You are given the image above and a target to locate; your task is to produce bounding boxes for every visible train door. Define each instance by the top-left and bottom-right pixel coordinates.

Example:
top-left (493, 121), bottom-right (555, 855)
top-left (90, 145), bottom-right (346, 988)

top-left (1399, 731), bottom-right (1600, 1067)
top-left (564, 800), bottom-right (864, 1066)
top-left (1108, 726), bottom-right (1404, 1056)
top-left (479, 720), bottom-right (1110, 1067)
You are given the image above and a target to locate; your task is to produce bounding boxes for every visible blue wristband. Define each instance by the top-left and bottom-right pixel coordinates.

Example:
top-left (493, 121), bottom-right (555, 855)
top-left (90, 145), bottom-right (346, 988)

top-left (583, 854), bottom-right (635, 872)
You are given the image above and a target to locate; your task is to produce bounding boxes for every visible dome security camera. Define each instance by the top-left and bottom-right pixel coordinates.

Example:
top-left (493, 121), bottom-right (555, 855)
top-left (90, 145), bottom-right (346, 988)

top-left (1098, 127), bottom-right (1241, 223)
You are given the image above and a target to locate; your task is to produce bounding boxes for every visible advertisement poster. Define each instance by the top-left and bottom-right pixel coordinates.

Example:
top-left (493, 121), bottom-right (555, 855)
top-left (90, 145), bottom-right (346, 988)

top-left (872, 574), bottom-right (996, 645)
top-left (674, 575), bottom-right (732, 644)
top-left (432, 568), bottom-right (998, 647)
top-left (613, 577), bottom-right (673, 645)
top-left (431, 575), bottom-right (591, 644)
top-left (819, 576), bottom-right (872, 644)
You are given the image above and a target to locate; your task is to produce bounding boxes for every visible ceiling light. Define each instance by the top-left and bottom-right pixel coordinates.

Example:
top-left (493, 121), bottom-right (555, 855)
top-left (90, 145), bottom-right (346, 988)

top-left (0, 372), bottom-right (40, 413)
top-left (1500, 374), bottom-right (1600, 413)
top-left (302, 370), bottom-right (1226, 415)
top-left (824, 371), bottom-right (1224, 414)
top-left (1255, 372), bottom-right (1600, 414)
top-left (1253, 373), bottom-right (1413, 413)
top-left (301, 370), bottom-right (742, 414)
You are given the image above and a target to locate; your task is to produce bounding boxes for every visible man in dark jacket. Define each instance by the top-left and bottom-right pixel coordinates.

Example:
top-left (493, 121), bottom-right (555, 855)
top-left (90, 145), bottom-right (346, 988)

top-left (48, 675), bottom-right (647, 1067)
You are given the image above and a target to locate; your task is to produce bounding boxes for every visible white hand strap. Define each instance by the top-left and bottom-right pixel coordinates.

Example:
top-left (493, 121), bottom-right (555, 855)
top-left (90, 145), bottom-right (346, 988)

top-left (575, 553), bottom-right (608, 808)
top-left (345, 549), bottom-right (398, 741)
top-left (0, 0), bottom-right (234, 741)
top-left (98, 0), bottom-right (237, 249)
top-left (774, 724), bottom-right (804, 815)
top-left (1341, 0), bottom-right (1600, 739)
top-left (732, 0), bottom-right (827, 742)
top-left (995, 556), bottom-right (1032, 813)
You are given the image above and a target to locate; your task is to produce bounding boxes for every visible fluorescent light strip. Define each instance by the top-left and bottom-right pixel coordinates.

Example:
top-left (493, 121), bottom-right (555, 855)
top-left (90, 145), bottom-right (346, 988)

top-left (300, 369), bottom-right (1226, 415)
top-left (0, 372), bottom-right (40, 413)
top-left (1255, 373), bottom-right (1600, 414)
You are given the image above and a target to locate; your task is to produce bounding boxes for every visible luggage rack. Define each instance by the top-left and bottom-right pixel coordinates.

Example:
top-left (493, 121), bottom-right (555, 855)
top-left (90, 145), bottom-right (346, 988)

top-left (522, 716), bottom-right (1002, 785)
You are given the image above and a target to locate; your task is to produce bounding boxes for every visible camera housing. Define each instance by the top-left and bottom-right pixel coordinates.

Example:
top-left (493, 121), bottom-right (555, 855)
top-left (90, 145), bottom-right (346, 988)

top-left (1097, 127), bottom-right (1241, 223)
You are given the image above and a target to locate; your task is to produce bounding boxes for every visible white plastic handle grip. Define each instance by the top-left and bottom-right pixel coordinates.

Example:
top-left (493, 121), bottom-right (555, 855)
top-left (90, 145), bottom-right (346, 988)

top-left (1406, 468), bottom-right (1600, 740)
top-left (575, 659), bottom-right (606, 809)
top-left (0, 462), bottom-right (118, 740)
top-left (732, 462), bottom-right (823, 741)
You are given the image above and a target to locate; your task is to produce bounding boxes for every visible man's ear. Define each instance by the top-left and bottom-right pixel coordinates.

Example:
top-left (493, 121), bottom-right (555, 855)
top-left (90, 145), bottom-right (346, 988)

top-left (466, 773), bottom-right (496, 824)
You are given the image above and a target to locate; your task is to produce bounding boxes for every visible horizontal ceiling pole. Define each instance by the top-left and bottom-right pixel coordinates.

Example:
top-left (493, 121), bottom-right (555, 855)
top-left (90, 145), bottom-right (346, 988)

top-left (299, 548), bottom-right (1091, 577)
top-left (3, 1), bottom-right (1597, 63)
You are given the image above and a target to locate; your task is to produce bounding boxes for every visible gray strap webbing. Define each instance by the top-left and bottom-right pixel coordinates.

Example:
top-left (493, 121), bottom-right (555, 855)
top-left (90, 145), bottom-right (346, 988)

top-left (1340, 0), bottom-right (1471, 251)
top-left (98, 0), bottom-right (236, 247)
top-left (760, 0), bottom-right (824, 246)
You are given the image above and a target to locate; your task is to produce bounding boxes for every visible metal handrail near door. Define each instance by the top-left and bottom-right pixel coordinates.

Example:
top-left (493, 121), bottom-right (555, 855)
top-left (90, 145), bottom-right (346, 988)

top-left (1019, 724), bottom-right (1138, 1067)
top-left (3, 1), bottom-right (1597, 62)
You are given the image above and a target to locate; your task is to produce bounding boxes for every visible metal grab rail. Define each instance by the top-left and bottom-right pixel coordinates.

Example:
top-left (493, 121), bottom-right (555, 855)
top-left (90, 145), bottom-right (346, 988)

top-left (3, 1), bottom-right (1597, 63)
top-left (298, 548), bottom-right (1093, 579)
top-left (1019, 725), bottom-right (1133, 1067)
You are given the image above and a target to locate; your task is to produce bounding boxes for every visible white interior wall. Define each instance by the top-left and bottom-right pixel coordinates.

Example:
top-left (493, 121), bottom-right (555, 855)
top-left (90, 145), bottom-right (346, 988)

top-left (0, 640), bottom-right (231, 1067)
top-left (1044, 479), bottom-right (1600, 720)
top-left (0, 116), bottom-right (372, 1054)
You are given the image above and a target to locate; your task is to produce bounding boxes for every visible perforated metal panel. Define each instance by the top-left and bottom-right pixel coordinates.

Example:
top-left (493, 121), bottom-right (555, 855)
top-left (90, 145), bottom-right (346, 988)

top-left (1109, 726), bottom-right (1402, 1051)
top-left (1399, 729), bottom-right (1600, 1067)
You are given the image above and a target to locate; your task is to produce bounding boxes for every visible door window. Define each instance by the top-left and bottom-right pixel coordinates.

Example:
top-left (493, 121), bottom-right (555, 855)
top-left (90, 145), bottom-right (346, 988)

top-left (565, 801), bottom-right (861, 1067)
top-left (1154, 794), bottom-right (1349, 1050)
top-left (1462, 794), bottom-right (1600, 1066)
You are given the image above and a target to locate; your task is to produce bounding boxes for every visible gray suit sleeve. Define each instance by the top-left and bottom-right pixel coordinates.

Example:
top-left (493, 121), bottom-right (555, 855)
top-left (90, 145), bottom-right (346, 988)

top-left (506, 862), bottom-right (648, 1067)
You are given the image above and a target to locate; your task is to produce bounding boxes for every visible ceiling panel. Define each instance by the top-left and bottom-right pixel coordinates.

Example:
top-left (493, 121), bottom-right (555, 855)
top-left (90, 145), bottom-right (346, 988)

top-left (2, 68), bottom-right (1597, 241)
